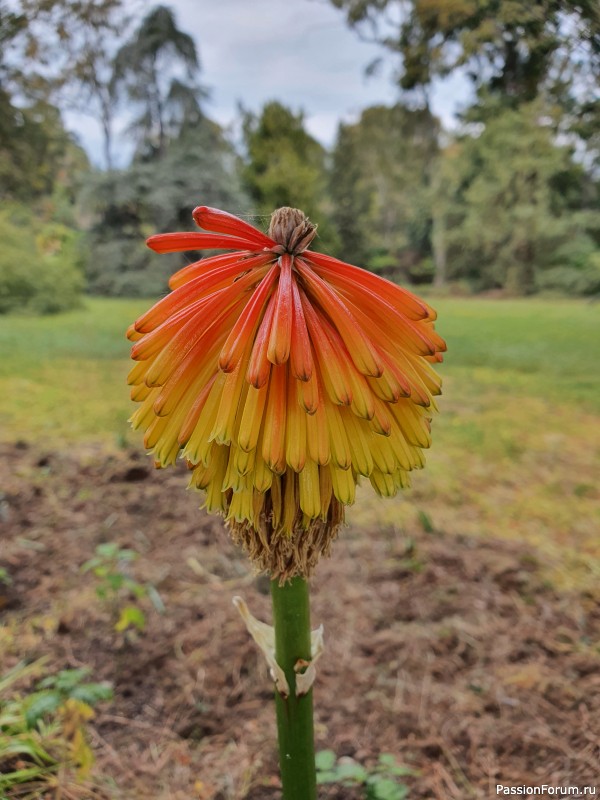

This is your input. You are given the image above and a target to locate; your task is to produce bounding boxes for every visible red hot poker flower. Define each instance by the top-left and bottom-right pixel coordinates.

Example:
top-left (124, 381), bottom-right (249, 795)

top-left (127, 206), bottom-right (446, 579)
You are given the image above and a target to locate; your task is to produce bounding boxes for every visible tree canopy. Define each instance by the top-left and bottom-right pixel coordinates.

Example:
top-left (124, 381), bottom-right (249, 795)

top-left (0, 0), bottom-right (598, 310)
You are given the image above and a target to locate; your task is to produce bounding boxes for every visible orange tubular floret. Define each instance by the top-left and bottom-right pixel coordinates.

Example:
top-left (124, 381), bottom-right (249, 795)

top-left (153, 304), bottom-right (242, 416)
top-left (219, 265), bottom-right (279, 373)
top-left (147, 232), bottom-right (268, 254)
top-left (304, 250), bottom-right (432, 322)
top-left (289, 280), bottom-right (313, 381)
top-left (246, 295), bottom-right (276, 388)
top-left (130, 297), bottom-right (210, 362)
top-left (307, 300), bottom-right (370, 413)
top-left (192, 206), bottom-right (276, 248)
top-left (136, 260), bottom-right (271, 334)
top-left (169, 251), bottom-right (275, 291)
top-left (341, 284), bottom-right (441, 357)
top-left (142, 290), bottom-right (247, 387)
top-left (126, 323), bottom-right (143, 342)
top-left (153, 334), bottom-right (223, 417)
top-left (298, 371), bottom-right (319, 414)
top-left (267, 255), bottom-right (293, 366)
top-left (296, 259), bottom-right (384, 378)
top-left (300, 290), bottom-right (353, 406)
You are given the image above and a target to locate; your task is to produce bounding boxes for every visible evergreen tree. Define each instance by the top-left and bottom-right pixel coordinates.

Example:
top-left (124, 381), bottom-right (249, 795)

top-left (241, 101), bottom-right (339, 252)
top-left (330, 104), bottom-right (439, 280)
top-left (113, 5), bottom-right (204, 160)
top-left (441, 104), bottom-right (598, 294)
top-left (83, 120), bottom-right (250, 296)
top-left (329, 122), bottom-right (370, 266)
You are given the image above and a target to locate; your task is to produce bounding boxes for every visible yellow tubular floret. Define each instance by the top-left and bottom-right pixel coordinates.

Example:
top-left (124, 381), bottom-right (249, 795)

top-left (210, 356), bottom-right (250, 446)
top-left (262, 364), bottom-right (287, 473)
top-left (253, 449), bottom-right (273, 492)
top-left (323, 402), bottom-right (352, 470)
top-left (238, 383), bottom-right (268, 452)
top-left (305, 397), bottom-right (330, 466)
top-left (330, 465), bottom-right (355, 505)
top-left (298, 459), bottom-right (320, 518)
top-left (285, 376), bottom-right (307, 472)
top-left (184, 373), bottom-right (226, 464)
top-left (318, 467), bottom-right (333, 519)
top-left (339, 408), bottom-right (374, 476)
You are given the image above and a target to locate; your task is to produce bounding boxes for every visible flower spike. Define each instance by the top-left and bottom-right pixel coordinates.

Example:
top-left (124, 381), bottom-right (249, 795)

top-left (128, 206), bottom-right (445, 581)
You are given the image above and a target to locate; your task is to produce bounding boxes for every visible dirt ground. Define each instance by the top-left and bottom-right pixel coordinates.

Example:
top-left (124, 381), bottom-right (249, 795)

top-left (1, 441), bottom-right (599, 799)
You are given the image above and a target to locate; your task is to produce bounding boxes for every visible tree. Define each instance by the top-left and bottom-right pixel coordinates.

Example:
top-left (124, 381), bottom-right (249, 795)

top-left (0, 2), bottom-right (25, 88)
top-left (16, 0), bottom-right (132, 169)
top-left (329, 122), bottom-right (371, 266)
top-left (113, 5), bottom-right (204, 160)
top-left (330, 104), bottom-right (439, 279)
top-left (439, 103), bottom-right (598, 294)
top-left (0, 93), bottom-right (87, 201)
top-left (329, 1), bottom-right (600, 121)
top-left (241, 101), bottom-right (338, 252)
top-left (0, 204), bottom-right (84, 314)
top-left (83, 119), bottom-right (250, 296)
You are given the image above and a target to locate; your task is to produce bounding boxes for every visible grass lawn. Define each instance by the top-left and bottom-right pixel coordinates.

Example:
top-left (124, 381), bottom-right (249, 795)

top-left (1, 295), bottom-right (598, 586)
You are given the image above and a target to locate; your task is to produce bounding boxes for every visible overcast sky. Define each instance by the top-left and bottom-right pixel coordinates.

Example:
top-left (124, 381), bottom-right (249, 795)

top-left (64, 0), bottom-right (471, 165)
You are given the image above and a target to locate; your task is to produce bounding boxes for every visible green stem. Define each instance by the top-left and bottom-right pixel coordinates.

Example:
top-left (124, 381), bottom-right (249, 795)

top-left (270, 576), bottom-right (317, 800)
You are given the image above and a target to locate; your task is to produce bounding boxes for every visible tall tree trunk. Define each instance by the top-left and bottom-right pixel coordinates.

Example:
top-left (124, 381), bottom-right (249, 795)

top-left (506, 241), bottom-right (536, 295)
top-left (432, 205), bottom-right (447, 288)
top-left (102, 115), bottom-right (113, 170)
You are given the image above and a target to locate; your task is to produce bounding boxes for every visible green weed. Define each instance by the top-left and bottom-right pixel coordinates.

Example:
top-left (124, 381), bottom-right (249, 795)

top-left (0, 661), bottom-right (112, 798)
top-left (82, 542), bottom-right (164, 633)
top-left (316, 750), bottom-right (415, 799)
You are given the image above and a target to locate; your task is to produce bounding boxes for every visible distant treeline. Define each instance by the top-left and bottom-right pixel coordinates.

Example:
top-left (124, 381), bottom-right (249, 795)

top-left (1, 1), bottom-right (599, 312)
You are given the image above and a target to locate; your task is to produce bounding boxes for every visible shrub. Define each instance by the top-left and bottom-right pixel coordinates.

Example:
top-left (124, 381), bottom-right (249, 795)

top-left (0, 206), bottom-right (84, 315)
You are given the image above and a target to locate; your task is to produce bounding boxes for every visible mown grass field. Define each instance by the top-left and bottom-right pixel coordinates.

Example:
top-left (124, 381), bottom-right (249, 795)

top-left (1, 296), bottom-right (598, 586)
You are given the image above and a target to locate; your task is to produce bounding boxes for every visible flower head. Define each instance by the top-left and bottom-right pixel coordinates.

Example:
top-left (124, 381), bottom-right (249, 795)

top-left (127, 206), bottom-right (446, 579)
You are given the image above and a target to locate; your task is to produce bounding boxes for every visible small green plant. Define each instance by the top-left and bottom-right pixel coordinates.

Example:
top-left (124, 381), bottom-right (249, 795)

top-left (82, 542), bottom-right (163, 632)
top-left (0, 661), bottom-right (112, 797)
top-left (0, 566), bottom-right (11, 585)
top-left (24, 668), bottom-right (113, 728)
top-left (316, 750), bottom-right (414, 800)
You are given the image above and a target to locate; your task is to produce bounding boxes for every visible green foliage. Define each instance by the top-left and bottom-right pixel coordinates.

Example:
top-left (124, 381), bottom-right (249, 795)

top-left (242, 101), bottom-right (339, 252)
top-left (113, 5), bottom-right (204, 159)
top-left (331, 0), bottom-right (600, 178)
top-left (83, 119), bottom-right (250, 296)
top-left (82, 541), bottom-right (162, 632)
top-left (0, 92), bottom-right (88, 203)
top-left (0, 205), bottom-right (84, 315)
top-left (536, 243), bottom-right (600, 297)
top-left (329, 121), bottom-right (371, 265)
top-left (330, 1), bottom-right (599, 110)
top-left (316, 750), bottom-right (413, 799)
top-left (437, 104), bottom-right (600, 295)
top-left (330, 104), bottom-right (439, 277)
top-left (25, 668), bottom-right (113, 728)
top-left (16, 0), bottom-right (128, 169)
top-left (0, 661), bottom-right (112, 796)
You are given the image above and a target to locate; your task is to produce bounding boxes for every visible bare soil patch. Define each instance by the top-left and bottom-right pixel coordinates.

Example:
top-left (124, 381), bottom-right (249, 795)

top-left (1, 442), bottom-right (599, 799)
